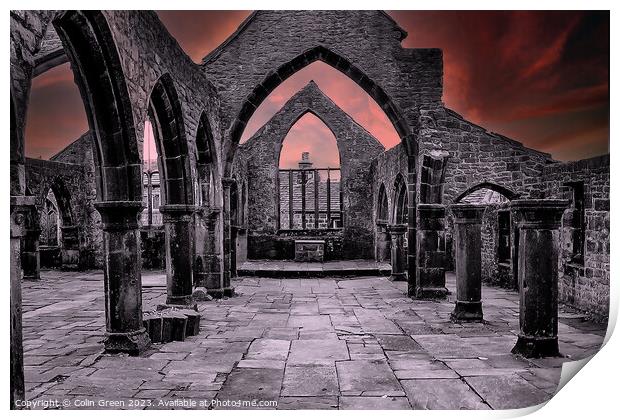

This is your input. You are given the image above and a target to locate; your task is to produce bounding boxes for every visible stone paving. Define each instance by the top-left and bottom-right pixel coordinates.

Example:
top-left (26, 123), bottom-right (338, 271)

top-left (22, 269), bottom-right (605, 410)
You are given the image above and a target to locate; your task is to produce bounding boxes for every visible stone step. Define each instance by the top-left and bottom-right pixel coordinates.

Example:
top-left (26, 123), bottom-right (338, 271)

top-left (142, 308), bottom-right (201, 343)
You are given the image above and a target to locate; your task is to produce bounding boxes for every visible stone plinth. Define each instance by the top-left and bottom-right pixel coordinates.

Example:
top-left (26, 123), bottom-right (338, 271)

top-left (160, 204), bottom-right (197, 307)
top-left (295, 240), bottom-right (326, 262)
top-left (510, 199), bottom-right (568, 358)
top-left (60, 225), bottom-right (80, 269)
top-left (388, 224), bottom-right (407, 281)
top-left (415, 204), bottom-right (448, 298)
top-left (450, 204), bottom-right (486, 322)
top-left (95, 201), bottom-right (150, 355)
top-left (21, 225), bottom-right (41, 280)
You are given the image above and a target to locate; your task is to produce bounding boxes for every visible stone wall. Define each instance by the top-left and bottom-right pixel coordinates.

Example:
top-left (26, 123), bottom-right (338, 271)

top-left (234, 82), bottom-right (385, 260)
top-left (541, 155), bottom-right (610, 319)
top-left (25, 157), bottom-right (99, 268)
top-left (419, 108), bottom-right (553, 204)
top-left (203, 10), bottom-right (442, 176)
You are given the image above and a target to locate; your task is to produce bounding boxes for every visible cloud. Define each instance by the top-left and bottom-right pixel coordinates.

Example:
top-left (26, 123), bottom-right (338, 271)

top-left (24, 11), bottom-right (609, 162)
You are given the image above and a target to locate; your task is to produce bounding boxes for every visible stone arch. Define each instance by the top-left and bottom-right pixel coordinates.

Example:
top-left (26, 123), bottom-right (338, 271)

top-left (53, 11), bottom-right (141, 202)
top-left (225, 45), bottom-right (414, 177)
top-left (377, 183), bottom-right (389, 223)
top-left (453, 182), bottom-right (519, 204)
top-left (237, 82), bottom-right (385, 259)
top-left (148, 73), bottom-right (194, 206)
top-left (46, 177), bottom-right (74, 227)
top-left (393, 174), bottom-right (408, 224)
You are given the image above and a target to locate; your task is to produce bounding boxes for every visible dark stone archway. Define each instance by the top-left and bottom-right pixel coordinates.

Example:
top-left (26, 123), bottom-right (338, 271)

top-left (233, 82), bottom-right (385, 260)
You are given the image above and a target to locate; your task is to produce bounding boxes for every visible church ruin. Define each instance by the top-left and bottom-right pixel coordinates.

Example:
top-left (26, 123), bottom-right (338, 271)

top-left (10, 10), bottom-right (609, 409)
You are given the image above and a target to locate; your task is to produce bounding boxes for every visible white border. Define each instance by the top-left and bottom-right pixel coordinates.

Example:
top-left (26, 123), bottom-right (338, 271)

top-left (2, 1), bottom-right (616, 419)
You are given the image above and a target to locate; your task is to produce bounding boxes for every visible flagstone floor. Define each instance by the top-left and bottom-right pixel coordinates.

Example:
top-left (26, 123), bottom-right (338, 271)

top-left (21, 269), bottom-right (606, 410)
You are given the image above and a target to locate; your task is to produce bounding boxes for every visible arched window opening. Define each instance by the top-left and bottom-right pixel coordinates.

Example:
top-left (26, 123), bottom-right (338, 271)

top-left (196, 113), bottom-right (218, 208)
top-left (41, 189), bottom-right (60, 246)
top-left (377, 184), bottom-right (389, 224)
top-left (393, 175), bottom-right (408, 225)
top-left (278, 114), bottom-right (342, 230)
top-left (141, 120), bottom-right (162, 226)
top-left (230, 180), bottom-right (239, 227)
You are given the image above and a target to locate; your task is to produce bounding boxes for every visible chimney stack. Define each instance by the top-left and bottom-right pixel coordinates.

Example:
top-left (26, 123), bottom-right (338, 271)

top-left (298, 151), bottom-right (313, 169)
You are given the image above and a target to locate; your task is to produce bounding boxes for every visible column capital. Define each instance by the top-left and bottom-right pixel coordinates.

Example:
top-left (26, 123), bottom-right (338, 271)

top-left (10, 195), bottom-right (36, 239)
top-left (221, 177), bottom-right (236, 188)
top-left (387, 224), bottom-right (408, 234)
top-left (159, 204), bottom-right (199, 217)
top-left (451, 204), bottom-right (486, 224)
top-left (510, 199), bottom-right (569, 229)
top-left (417, 203), bottom-right (445, 216)
top-left (94, 200), bottom-right (143, 231)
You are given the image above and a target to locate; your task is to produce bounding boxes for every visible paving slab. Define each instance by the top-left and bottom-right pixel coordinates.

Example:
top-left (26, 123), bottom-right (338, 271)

top-left (340, 396), bottom-right (411, 410)
top-left (465, 374), bottom-right (553, 409)
top-left (281, 364), bottom-right (339, 396)
top-left (288, 339), bottom-right (349, 365)
top-left (337, 360), bottom-right (403, 396)
top-left (401, 379), bottom-right (490, 409)
top-left (246, 338), bottom-right (291, 360)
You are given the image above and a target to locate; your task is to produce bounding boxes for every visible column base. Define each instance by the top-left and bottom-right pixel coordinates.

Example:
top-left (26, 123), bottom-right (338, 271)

top-left (389, 272), bottom-right (408, 282)
top-left (451, 301), bottom-right (483, 322)
top-left (104, 329), bottom-right (151, 356)
top-left (414, 286), bottom-right (449, 299)
top-left (511, 335), bottom-right (560, 358)
top-left (166, 295), bottom-right (194, 307)
top-left (202, 287), bottom-right (235, 299)
top-left (157, 303), bottom-right (198, 311)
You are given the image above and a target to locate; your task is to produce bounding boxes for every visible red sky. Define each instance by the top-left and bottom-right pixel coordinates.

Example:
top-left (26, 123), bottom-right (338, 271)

top-left (25, 11), bottom-right (609, 165)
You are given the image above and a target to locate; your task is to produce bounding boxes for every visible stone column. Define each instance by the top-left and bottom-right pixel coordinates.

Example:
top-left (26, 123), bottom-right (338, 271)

top-left (21, 209), bottom-right (41, 280)
top-left (60, 225), bottom-right (80, 269)
top-left (511, 199), bottom-right (568, 358)
top-left (193, 207), bottom-right (225, 298)
top-left (220, 178), bottom-right (235, 297)
top-left (450, 204), bottom-right (485, 322)
top-left (415, 204), bottom-right (448, 298)
top-left (95, 201), bottom-right (150, 355)
top-left (160, 204), bottom-right (196, 307)
top-left (10, 196), bottom-right (34, 408)
top-left (388, 224), bottom-right (408, 281)
top-left (375, 223), bottom-right (391, 262)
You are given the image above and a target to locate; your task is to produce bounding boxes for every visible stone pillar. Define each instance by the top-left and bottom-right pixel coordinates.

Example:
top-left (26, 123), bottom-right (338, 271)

top-left (450, 204), bottom-right (485, 322)
top-left (375, 223), bottom-right (391, 262)
top-left (10, 196), bottom-right (34, 408)
top-left (511, 199), bottom-right (568, 358)
top-left (220, 178), bottom-right (235, 297)
top-left (193, 208), bottom-right (225, 298)
top-left (60, 225), bottom-right (80, 269)
top-left (95, 201), bottom-right (150, 355)
top-left (388, 224), bottom-right (408, 281)
top-left (160, 204), bottom-right (196, 307)
top-left (21, 209), bottom-right (41, 280)
top-left (415, 204), bottom-right (448, 298)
